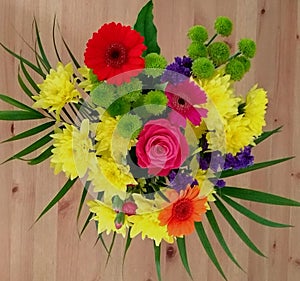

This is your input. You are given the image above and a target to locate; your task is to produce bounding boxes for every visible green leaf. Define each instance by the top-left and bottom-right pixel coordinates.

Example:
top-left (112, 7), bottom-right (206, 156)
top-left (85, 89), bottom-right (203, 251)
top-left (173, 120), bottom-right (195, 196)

top-left (52, 16), bottom-right (62, 62)
top-left (18, 71), bottom-right (34, 99)
top-left (34, 177), bottom-right (78, 224)
top-left (20, 60), bottom-right (41, 94)
top-left (34, 18), bottom-right (52, 71)
top-left (153, 242), bottom-right (162, 281)
top-left (1, 121), bottom-right (55, 143)
top-left (195, 221), bottom-right (227, 280)
top-left (0, 93), bottom-right (39, 113)
top-left (214, 196), bottom-right (266, 257)
top-left (219, 194), bottom-right (293, 227)
top-left (26, 145), bottom-right (53, 165)
top-left (134, 0), bottom-right (160, 55)
top-left (0, 42), bottom-right (45, 78)
top-left (177, 237), bottom-right (193, 279)
top-left (106, 232), bottom-right (117, 266)
top-left (206, 210), bottom-right (244, 271)
top-left (94, 232), bottom-right (109, 255)
top-left (79, 212), bottom-right (94, 238)
top-left (218, 186), bottom-right (300, 207)
top-left (254, 126), bottom-right (283, 145)
top-left (122, 227), bottom-right (132, 265)
top-left (76, 181), bottom-right (90, 222)
top-left (219, 157), bottom-right (294, 178)
top-left (2, 131), bottom-right (52, 164)
top-left (0, 110), bottom-right (45, 120)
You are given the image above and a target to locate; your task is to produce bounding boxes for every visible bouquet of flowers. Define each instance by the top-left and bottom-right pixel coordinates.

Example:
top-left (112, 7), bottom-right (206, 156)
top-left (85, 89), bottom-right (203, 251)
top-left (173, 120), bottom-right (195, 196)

top-left (1, 1), bottom-right (299, 280)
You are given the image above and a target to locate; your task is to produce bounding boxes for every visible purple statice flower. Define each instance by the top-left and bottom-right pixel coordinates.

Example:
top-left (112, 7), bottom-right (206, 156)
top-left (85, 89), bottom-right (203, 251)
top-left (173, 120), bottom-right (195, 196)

top-left (169, 170), bottom-right (194, 193)
top-left (211, 179), bottom-right (226, 188)
top-left (224, 146), bottom-right (254, 170)
top-left (161, 56), bottom-right (193, 84)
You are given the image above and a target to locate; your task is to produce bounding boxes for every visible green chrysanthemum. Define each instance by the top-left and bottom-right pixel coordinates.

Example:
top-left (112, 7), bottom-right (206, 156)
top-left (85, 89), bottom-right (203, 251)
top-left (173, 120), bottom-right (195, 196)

top-left (208, 42), bottom-right (230, 65)
top-left (225, 58), bottom-right (245, 81)
top-left (187, 42), bottom-right (207, 60)
top-left (192, 57), bottom-right (215, 79)
top-left (187, 25), bottom-right (208, 43)
top-left (238, 38), bottom-right (256, 58)
top-left (145, 53), bottom-right (167, 77)
top-left (116, 113), bottom-right (142, 139)
top-left (143, 90), bottom-right (168, 115)
top-left (90, 83), bottom-right (116, 108)
top-left (236, 55), bottom-right (251, 72)
top-left (214, 16), bottom-right (233, 36)
top-left (107, 97), bottom-right (131, 117)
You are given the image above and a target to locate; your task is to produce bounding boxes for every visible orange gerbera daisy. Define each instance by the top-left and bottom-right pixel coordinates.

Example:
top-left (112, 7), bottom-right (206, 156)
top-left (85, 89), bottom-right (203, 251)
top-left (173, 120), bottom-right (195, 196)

top-left (158, 185), bottom-right (207, 236)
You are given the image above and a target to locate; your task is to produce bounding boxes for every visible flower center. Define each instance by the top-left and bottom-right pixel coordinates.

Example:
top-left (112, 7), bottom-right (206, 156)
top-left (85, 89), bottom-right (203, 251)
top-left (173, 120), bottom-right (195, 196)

top-left (105, 43), bottom-right (127, 68)
top-left (173, 199), bottom-right (193, 221)
top-left (172, 95), bottom-right (191, 114)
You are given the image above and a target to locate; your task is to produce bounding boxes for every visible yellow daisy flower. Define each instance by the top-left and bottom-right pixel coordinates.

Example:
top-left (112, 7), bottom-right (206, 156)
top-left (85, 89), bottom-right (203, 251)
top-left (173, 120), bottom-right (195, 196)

top-left (50, 119), bottom-right (96, 179)
top-left (244, 85), bottom-right (268, 136)
top-left (87, 200), bottom-right (129, 237)
top-left (33, 62), bottom-right (81, 121)
top-left (128, 212), bottom-right (174, 246)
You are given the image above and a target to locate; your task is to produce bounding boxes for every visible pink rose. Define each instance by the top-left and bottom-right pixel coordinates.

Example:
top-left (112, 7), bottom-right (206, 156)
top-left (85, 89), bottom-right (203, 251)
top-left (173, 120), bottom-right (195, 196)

top-left (136, 119), bottom-right (189, 176)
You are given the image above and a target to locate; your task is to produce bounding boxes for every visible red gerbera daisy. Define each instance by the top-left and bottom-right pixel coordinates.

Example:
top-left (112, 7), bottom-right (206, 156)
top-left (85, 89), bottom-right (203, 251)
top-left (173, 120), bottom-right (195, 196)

top-left (84, 22), bottom-right (147, 85)
top-left (158, 185), bottom-right (207, 236)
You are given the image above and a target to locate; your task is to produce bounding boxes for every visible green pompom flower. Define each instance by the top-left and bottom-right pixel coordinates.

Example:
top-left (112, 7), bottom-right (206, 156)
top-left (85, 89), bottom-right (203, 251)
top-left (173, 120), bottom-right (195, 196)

top-left (107, 97), bottom-right (131, 117)
top-left (208, 42), bottom-right (230, 65)
top-left (187, 25), bottom-right (208, 43)
top-left (214, 16), bottom-right (233, 36)
top-left (225, 58), bottom-right (245, 81)
top-left (236, 55), bottom-right (251, 72)
top-left (187, 42), bottom-right (207, 60)
top-left (145, 53), bottom-right (168, 77)
top-left (144, 90), bottom-right (168, 115)
top-left (191, 57), bottom-right (215, 79)
top-left (238, 38), bottom-right (256, 58)
top-left (116, 113), bottom-right (142, 139)
top-left (90, 83), bottom-right (116, 108)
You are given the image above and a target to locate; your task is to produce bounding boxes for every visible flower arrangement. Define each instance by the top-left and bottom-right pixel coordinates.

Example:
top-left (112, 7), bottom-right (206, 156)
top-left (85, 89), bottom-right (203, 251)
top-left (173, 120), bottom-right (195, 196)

top-left (0, 1), bottom-right (299, 280)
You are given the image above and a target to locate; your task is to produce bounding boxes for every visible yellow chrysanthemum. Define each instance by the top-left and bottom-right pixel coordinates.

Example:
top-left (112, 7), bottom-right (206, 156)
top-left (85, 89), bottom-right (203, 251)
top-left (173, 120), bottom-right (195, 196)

top-left (78, 66), bottom-right (99, 92)
top-left (50, 119), bottom-right (96, 179)
top-left (33, 62), bottom-right (81, 120)
top-left (194, 70), bottom-right (241, 123)
top-left (195, 168), bottom-right (216, 205)
top-left (128, 212), bottom-right (174, 246)
top-left (244, 85), bottom-right (268, 136)
top-left (88, 156), bottom-right (137, 200)
top-left (224, 115), bottom-right (254, 154)
top-left (95, 114), bottom-right (119, 155)
top-left (87, 200), bottom-right (129, 237)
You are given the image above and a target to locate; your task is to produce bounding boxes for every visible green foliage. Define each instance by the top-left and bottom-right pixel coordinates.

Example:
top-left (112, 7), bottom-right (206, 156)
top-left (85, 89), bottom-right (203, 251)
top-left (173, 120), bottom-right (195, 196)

top-left (134, 0), bottom-right (160, 55)
top-left (187, 25), bottom-right (208, 43)
top-left (214, 16), bottom-right (233, 36)
top-left (208, 42), bottom-right (230, 65)
top-left (225, 58), bottom-right (245, 81)
top-left (187, 42), bottom-right (207, 60)
top-left (238, 38), bottom-right (256, 58)
top-left (191, 57), bottom-right (215, 79)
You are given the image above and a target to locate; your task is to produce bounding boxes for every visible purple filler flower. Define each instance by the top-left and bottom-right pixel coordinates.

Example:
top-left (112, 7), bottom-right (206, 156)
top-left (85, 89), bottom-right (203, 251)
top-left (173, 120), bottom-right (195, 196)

top-left (224, 146), bottom-right (254, 170)
top-left (169, 170), bottom-right (194, 193)
top-left (161, 56), bottom-right (192, 84)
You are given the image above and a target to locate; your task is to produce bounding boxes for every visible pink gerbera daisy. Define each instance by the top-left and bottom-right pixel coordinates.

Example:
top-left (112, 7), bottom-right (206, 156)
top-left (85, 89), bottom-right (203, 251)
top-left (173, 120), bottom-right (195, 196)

top-left (165, 79), bottom-right (207, 126)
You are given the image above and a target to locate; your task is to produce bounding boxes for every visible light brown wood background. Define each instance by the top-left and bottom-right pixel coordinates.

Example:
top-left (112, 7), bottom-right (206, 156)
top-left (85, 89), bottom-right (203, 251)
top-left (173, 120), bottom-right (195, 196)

top-left (0, 0), bottom-right (299, 280)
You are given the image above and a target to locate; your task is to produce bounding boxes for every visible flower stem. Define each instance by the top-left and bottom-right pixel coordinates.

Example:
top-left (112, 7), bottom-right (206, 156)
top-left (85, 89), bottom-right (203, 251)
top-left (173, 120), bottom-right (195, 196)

top-left (205, 33), bottom-right (218, 47)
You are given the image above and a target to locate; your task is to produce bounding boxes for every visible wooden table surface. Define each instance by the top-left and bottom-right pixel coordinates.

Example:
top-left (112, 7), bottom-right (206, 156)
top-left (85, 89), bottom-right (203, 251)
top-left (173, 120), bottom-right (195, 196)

top-left (0, 0), bottom-right (299, 280)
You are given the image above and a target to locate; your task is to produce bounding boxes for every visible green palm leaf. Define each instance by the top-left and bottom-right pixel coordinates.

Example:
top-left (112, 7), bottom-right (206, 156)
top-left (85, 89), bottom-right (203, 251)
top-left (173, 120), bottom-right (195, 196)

top-left (218, 186), bottom-right (300, 206)
top-left (195, 221), bottom-right (227, 280)
top-left (206, 210), bottom-right (244, 271)
top-left (153, 242), bottom-right (162, 281)
top-left (0, 93), bottom-right (39, 113)
top-left (26, 145), bottom-right (53, 165)
top-left (0, 110), bottom-right (45, 121)
top-left (214, 196), bottom-right (265, 257)
top-left (254, 126), bottom-right (282, 145)
top-left (177, 237), bottom-right (193, 279)
top-left (220, 194), bottom-right (293, 227)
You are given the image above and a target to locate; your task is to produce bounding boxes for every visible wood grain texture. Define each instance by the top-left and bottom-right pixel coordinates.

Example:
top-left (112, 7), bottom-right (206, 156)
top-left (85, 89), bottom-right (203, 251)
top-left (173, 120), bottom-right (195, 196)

top-left (0, 0), bottom-right (300, 280)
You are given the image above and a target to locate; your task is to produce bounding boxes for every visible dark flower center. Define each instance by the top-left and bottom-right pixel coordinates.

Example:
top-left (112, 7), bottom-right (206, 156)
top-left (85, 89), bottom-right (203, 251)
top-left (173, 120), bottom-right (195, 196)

top-left (172, 95), bottom-right (191, 114)
top-left (173, 199), bottom-right (193, 221)
top-left (105, 43), bottom-right (127, 68)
